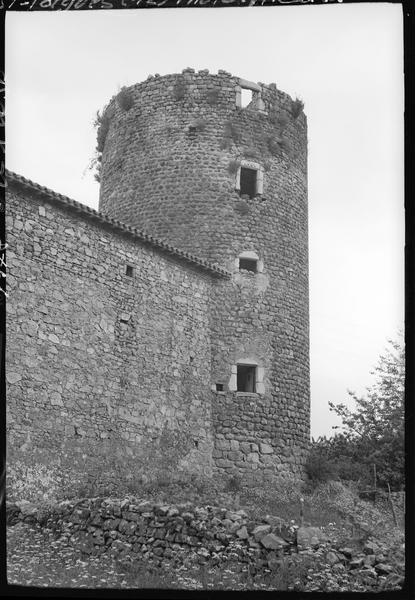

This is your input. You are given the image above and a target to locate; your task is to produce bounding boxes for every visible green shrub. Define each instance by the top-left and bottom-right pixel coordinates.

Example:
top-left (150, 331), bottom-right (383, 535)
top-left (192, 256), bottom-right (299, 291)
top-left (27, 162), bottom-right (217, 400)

top-left (291, 97), bottom-right (304, 119)
top-left (117, 87), bottom-right (134, 112)
top-left (305, 445), bottom-right (338, 486)
top-left (329, 337), bottom-right (405, 492)
top-left (94, 110), bottom-right (111, 153)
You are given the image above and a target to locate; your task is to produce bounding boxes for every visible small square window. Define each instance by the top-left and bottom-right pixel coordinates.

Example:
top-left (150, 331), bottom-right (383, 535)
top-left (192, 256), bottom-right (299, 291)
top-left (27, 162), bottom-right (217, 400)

top-left (126, 265), bottom-right (134, 277)
top-left (216, 383), bottom-right (224, 392)
top-left (240, 88), bottom-right (253, 108)
top-left (237, 365), bottom-right (256, 393)
top-left (240, 167), bottom-right (257, 199)
top-left (239, 258), bottom-right (257, 273)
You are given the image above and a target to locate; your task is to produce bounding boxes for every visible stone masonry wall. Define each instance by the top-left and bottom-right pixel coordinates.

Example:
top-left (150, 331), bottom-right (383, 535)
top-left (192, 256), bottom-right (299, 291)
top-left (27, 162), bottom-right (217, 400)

top-left (98, 69), bottom-right (310, 481)
top-left (98, 69), bottom-right (307, 265)
top-left (6, 182), bottom-right (217, 480)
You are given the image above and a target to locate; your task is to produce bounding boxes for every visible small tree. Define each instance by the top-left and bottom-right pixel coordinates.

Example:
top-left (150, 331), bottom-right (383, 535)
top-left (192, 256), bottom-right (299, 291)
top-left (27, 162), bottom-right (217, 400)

top-left (329, 336), bottom-right (405, 490)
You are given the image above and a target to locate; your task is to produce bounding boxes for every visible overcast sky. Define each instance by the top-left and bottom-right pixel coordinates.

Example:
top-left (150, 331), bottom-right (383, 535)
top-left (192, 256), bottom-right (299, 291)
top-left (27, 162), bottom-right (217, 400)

top-left (5, 4), bottom-right (404, 438)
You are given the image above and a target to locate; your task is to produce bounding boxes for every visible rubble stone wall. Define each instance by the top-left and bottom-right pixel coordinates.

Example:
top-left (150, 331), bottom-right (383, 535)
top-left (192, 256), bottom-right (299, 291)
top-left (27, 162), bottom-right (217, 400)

top-left (98, 69), bottom-right (310, 480)
top-left (6, 184), bottom-right (215, 478)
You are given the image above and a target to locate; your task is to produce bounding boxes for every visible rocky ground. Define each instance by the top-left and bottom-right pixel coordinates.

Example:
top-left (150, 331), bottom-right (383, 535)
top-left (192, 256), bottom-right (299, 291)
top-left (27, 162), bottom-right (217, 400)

top-left (6, 486), bottom-right (405, 592)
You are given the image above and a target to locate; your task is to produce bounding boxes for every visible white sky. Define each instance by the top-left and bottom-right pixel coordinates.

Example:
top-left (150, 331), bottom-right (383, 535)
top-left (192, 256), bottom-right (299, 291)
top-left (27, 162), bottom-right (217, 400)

top-left (5, 5), bottom-right (405, 438)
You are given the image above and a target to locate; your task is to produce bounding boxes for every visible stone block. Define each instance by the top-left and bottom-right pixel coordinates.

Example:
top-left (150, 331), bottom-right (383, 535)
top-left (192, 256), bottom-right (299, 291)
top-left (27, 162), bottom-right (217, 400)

top-left (247, 452), bottom-right (259, 463)
top-left (260, 533), bottom-right (288, 550)
top-left (252, 524), bottom-right (271, 541)
top-left (259, 443), bottom-right (273, 454)
top-left (297, 526), bottom-right (326, 550)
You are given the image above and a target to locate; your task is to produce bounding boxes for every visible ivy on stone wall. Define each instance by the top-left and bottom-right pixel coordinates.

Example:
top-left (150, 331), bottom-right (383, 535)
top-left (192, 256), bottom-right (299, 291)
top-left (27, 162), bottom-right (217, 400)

top-left (290, 98), bottom-right (304, 120)
top-left (117, 88), bottom-right (134, 112)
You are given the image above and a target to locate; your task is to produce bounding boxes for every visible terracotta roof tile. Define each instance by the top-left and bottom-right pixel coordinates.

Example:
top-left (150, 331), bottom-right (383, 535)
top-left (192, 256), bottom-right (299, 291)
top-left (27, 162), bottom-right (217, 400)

top-left (6, 170), bottom-right (230, 279)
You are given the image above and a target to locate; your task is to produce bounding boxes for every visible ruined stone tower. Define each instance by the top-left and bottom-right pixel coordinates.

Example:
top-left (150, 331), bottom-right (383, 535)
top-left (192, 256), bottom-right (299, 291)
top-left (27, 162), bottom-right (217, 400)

top-left (98, 68), bottom-right (310, 481)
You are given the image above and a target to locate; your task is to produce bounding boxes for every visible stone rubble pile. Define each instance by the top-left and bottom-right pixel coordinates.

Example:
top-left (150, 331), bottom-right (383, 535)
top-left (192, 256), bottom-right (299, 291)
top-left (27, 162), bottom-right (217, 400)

top-left (6, 498), bottom-right (404, 589)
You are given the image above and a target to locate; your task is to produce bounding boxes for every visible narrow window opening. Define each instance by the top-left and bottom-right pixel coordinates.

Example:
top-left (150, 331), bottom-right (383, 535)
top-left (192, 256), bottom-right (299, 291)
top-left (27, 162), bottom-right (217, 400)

top-left (194, 440), bottom-right (199, 449)
top-left (239, 258), bottom-right (257, 273)
top-left (237, 365), bottom-right (256, 393)
top-left (240, 88), bottom-right (253, 108)
top-left (126, 265), bottom-right (134, 277)
top-left (240, 167), bottom-right (257, 199)
top-left (216, 383), bottom-right (224, 392)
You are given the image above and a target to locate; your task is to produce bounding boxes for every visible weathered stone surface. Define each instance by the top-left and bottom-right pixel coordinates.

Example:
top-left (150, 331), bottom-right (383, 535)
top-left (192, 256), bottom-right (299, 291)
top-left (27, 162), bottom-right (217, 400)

top-left (15, 500), bottom-right (37, 517)
top-left (296, 526), bottom-right (326, 549)
top-left (236, 526), bottom-right (249, 539)
top-left (6, 372), bottom-right (22, 384)
top-left (6, 69), bottom-right (310, 483)
top-left (375, 563), bottom-right (396, 575)
top-left (252, 525), bottom-right (271, 541)
top-left (260, 533), bottom-right (288, 550)
top-left (326, 550), bottom-right (340, 565)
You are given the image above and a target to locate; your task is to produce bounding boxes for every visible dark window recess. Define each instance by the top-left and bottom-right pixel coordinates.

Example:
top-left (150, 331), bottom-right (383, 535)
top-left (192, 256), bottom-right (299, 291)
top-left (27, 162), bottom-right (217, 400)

top-left (216, 383), bottom-right (224, 392)
top-left (240, 167), bottom-right (257, 198)
top-left (126, 265), bottom-right (134, 277)
top-left (239, 258), bottom-right (257, 272)
top-left (194, 440), bottom-right (199, 449)
top-left (237, 365), bottom-right (256, 393)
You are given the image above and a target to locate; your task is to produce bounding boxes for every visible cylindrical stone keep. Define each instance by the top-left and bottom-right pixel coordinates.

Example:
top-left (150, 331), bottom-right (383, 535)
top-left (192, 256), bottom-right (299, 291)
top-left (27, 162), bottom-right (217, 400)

top-left (99, 70), bottom-right (310, 480)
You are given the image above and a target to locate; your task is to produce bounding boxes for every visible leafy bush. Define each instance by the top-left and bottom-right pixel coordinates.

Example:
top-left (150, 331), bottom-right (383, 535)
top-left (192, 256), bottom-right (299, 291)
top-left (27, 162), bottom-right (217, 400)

top-left (329, 336), bottom-right (405, 491)
top-left (305, 444), bottom-right (338, 486)
top-left (290, 97), bottom-right (304, 119)
top-left (94, 110), bottom-right (111, 153)
top-left (117, 87), bottom-right (134, 112)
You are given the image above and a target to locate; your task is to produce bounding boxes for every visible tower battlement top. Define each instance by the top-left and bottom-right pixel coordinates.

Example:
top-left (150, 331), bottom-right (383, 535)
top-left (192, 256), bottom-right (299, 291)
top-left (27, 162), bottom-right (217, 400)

top-left (100, 69), bottom-right (305, 125)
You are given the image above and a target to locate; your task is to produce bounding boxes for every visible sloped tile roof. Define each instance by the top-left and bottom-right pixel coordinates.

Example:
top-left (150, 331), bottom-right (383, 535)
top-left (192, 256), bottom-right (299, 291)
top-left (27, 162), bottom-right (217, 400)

top-left (6, 170), bottom-right (230, 279)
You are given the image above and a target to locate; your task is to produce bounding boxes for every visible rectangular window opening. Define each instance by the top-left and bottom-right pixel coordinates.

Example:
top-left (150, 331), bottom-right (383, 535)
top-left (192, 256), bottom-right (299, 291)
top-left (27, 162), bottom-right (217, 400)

top-left (240, 167), bottom-right (257, 199)
top-left (126, 265), bottom-right (134, 277)
top-left (239, 258), bottom-right (257, 273)
top-left (237, 365), bottom-right (256, 393)
top-left (241, 88), bottom-right (253, 108)
top-left (216, 383), bottom-right (224, 392)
